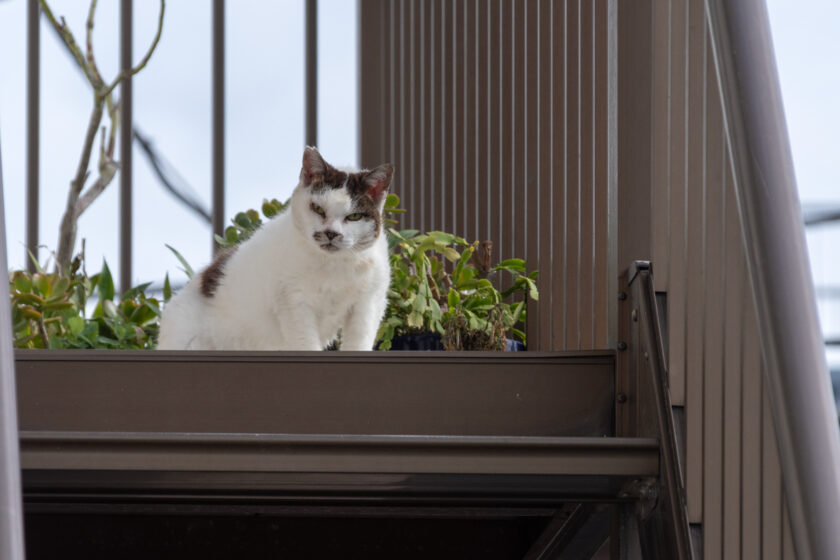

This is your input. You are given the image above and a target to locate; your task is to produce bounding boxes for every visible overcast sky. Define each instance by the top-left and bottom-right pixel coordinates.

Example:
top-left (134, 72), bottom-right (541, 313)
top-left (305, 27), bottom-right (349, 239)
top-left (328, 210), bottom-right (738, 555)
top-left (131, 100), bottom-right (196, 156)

top-left (1, 0), bottom-right (838, 360)
top-left (0, 0), bottom-right (357, 286)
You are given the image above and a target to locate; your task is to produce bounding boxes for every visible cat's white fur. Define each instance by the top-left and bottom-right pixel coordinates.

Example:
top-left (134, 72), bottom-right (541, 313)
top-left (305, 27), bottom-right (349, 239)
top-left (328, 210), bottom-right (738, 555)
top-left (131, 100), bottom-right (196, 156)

top-left (157, 148), bottom-right (392, 351)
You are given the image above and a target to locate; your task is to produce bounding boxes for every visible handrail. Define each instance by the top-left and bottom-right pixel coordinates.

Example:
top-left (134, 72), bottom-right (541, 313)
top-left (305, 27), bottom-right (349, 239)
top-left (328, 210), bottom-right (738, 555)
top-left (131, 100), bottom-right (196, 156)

top-left (705, 1), bottom-right (840, 558)
top-left (626, 262), bottom-right (694, 559)
top-left (0, 132), bottom-right (27, 559)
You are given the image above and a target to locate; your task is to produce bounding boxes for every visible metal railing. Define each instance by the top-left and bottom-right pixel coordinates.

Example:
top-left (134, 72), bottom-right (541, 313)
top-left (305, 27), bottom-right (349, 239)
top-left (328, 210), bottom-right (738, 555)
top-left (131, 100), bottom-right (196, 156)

top-left (24, 0), bottom-right (320, 290)
top-left (706, 0), bottom-right (840, 557)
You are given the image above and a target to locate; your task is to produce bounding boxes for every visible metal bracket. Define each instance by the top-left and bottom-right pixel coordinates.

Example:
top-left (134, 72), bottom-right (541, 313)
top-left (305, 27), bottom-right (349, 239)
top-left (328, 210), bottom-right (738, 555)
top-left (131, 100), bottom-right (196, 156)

top-left (619, 477), bottom-right (659, 520)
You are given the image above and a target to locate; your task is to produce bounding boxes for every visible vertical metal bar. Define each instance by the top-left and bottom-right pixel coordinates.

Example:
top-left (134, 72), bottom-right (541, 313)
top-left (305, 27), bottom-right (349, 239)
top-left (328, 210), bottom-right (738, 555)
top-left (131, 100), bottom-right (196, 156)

top-left (120, 0), bottom-right (133, 291)
top-left (212, 0), bottom-right (225, 252)
top-left (26, 0), bottom-right (40, 272)
top-left (306, 0), bottom-right (317, 147)
top-left (0, 134), bottom-right (26, 560)
top-left (707, 0), bottom-right (840, 557)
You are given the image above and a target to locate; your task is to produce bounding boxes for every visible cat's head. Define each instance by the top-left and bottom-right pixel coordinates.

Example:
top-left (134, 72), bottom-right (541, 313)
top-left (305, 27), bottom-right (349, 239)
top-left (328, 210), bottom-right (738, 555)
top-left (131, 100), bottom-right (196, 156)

top-left (290, 147), bottom-right (394, 254)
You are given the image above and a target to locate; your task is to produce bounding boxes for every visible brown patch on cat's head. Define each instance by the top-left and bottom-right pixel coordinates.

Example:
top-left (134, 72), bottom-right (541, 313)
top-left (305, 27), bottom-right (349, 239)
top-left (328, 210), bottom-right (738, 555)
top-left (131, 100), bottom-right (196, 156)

top-left (200, 246), bottom-right (237, 298)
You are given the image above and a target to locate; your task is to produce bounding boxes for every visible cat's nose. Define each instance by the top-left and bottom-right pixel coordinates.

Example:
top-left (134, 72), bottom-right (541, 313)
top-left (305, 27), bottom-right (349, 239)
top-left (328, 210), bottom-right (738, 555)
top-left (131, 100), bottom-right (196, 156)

top-left (324, 230), bottom-right (340, 240)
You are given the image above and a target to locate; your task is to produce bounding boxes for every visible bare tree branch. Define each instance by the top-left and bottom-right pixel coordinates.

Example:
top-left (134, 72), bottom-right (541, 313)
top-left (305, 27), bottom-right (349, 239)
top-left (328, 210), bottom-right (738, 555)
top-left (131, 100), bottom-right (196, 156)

top-left (85, 0), bottom-right (104, 85)
top-left (102, 1), bottom-right (166, 98)
top-left (42, 0), bottom-right (166, 271)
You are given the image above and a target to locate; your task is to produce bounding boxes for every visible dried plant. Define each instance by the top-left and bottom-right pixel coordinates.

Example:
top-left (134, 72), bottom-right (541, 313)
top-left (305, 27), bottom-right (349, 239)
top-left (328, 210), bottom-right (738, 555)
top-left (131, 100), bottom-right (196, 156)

top-left (38, 0), bottom-right (165, 271)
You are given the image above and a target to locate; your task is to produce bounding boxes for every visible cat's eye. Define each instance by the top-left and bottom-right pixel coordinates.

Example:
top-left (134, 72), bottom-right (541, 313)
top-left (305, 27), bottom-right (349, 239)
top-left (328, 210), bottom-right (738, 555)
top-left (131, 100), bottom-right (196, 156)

top-left (346, 213), bottom-right (365, 222)
top-left (310, 203), bottom-right (326, 217)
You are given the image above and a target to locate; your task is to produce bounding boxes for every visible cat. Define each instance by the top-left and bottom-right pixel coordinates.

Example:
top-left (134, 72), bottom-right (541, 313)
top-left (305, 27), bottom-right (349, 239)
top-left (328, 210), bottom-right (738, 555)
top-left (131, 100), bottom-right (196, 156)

top-left (156, 147), bottom-right (394, 351)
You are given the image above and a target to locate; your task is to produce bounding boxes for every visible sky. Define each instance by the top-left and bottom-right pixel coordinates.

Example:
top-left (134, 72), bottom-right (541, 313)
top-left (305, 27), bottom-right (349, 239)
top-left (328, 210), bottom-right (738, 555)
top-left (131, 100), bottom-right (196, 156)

top-left (765, 0), bottom-right (840, 367)
top-left (0, 0), bottom-right (357, 287)
top-left (0, 0), bottom-right (838, 364)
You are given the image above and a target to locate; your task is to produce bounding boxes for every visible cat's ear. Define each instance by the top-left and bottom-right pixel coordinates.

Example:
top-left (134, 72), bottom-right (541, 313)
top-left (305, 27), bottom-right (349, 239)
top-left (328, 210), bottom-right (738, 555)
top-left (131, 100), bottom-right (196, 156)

top-left (300, 146), bottom-right (328, 186)
top-left (363, 163), bottom-right (394, 203)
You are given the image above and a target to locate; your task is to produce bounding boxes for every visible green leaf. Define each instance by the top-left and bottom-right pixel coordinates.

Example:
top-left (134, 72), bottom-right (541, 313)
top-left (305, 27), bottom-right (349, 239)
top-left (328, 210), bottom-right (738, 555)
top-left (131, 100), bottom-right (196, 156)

top-left (165, 244), bottom-right (195, 279)
top-left (12, 272), bottom-right (32, 293)
top-left (163, 273), bottom-right (172, 302)
top-left (427, 231), bottom-right (457, 245)
top-left (442, 247), bottom-right (461, 262)
top-left (262, 200), bottom-right (278, 218)
top-left (493, 258), bottom-right (527, 273)
top-left (98, 260), bottom-right (115, 301)
top-left (102, 299), bottom-right (119, 319)
top-left (52, 276), bottom-right (71, 297)
top-left (234, 212), bottom-right (251, 228)
top-left (66, 316), bottom-right (85, 336)
top-left (447, 288), bottom-right (460, 310)
top-left (27, 250), bottom-right (44, 274)
top-left (32, 273), bottom-right (51, 297)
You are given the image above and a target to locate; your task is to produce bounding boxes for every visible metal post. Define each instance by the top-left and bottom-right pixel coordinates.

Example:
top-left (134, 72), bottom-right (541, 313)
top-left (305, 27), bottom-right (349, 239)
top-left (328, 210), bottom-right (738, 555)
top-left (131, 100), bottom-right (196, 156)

top-left (212, 0), bottom-right (225, 252)
top-left (706, 1), bottom-right (840, 558)
top-left (120, 0), bottom-right (133, 292)
top-left (0, 131), bottom-right (26, 560)
top-left (25, 0), bottom-right (40, 273)
top-left (306, 0), bottom-right (318, 147)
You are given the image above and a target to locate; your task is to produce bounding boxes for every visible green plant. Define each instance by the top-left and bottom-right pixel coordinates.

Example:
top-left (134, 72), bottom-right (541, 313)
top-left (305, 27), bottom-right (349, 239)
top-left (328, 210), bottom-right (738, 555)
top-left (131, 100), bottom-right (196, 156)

top-left (214, 198), bottom-right (289, 248)
top-left (10, 255), bottom-right (163, 350)
top-left (376, 229), bottom-right (538, 350)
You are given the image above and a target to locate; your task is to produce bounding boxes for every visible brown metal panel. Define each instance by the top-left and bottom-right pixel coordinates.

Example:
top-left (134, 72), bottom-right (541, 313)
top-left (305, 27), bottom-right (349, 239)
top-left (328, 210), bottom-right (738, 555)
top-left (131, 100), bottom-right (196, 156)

top-left (667, 0), bottom-right (688, 406)
top-left (378, 2), bottom-right (388, 165)
top-left (683, 0), bottom-right (706, 524)
top-left (511, 0), bottom-right (525, 295)
top-left (782, 498), bottom-right (795, 560)
top-left (550, 0), bottom-right (566, 350)
top-left (593, 0), bottom-right (609, 349)
top-left (702, 59), bottom-right (725, 558)
top-left (499, 0), bottom-right (512, 266)
top-left (564, 0), bottom-right (580, 351)
top-left (740, 248), bottom-right (762, 559)
top-left (524, 0), bottom-right (540, 350)
top-left (453, 0), bottom-right (464, 233)
top-left (487, 0), bottom-right (501, 275)
top-left (409, 0), bottom-right (419, 227)
top-left (16, 351), bottom-right (616, 438)
top-left (439, 0), bottom-right (451, 234)
top-left (358, 0), bottom-right (378, 166)
top-left (721, 161), bottom-right (745, 560)
top-left (463, 0), bottom-right (476, 240)
top-left (578, 0), bottom-right (595, 350)
top-left (420, 0), bottom-right (431, 229)
top-left (429, 0), bottom-right (439, 229)
top-left (650, 0), bottom-right (669, 293)
top-left (476, 1), bottom-right (489, 245)
top-left (537, 0), bottom-right (554, 352)
top-left (763, 376), bottom-right (784, 560)
top-left (395, 0), bottom-right (406, 206)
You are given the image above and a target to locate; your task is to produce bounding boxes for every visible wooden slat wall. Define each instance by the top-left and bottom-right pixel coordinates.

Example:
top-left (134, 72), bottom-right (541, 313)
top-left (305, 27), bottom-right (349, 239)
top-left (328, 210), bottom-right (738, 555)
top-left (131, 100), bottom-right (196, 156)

top-left (360, 0), bottom-right (615, 352)
top-left (647, 0), bottom-right (796, 558)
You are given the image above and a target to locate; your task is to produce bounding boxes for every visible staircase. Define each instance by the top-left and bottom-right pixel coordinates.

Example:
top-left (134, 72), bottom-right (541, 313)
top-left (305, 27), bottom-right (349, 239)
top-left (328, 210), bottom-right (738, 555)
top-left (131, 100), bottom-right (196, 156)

top-left (15, 262), bottom-right (693, 559)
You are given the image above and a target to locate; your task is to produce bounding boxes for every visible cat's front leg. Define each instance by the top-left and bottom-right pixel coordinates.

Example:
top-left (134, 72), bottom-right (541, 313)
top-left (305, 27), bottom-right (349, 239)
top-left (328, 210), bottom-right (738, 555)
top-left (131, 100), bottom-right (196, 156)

top-left (340, 302), bottom-right (383, 351)
top-left (275, 306), bottom-right (324, 351)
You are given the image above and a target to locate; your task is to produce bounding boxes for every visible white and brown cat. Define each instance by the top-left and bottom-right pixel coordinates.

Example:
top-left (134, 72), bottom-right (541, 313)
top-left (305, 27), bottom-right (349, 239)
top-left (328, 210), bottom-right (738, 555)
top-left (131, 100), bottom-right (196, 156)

top-left (157, 147), bottom-right (394, 350)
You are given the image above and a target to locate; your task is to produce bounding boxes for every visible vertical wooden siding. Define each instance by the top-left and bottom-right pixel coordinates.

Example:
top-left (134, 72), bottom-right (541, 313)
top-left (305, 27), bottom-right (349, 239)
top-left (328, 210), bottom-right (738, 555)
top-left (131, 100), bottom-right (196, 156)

top-left (647, 0), bottom-right (795, 558)
top-left (360, 0), bottom-right (615, 352)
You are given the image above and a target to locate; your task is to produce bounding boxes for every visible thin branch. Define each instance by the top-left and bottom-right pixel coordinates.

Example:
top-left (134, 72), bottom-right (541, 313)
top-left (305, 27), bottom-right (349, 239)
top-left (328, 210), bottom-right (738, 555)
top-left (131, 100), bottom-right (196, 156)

top-left (85, 0), bottom-right (104, 84)
top-left (102, 0), bottom-right (166, 98)
top-left (37, 0), bottom-right (102, 88)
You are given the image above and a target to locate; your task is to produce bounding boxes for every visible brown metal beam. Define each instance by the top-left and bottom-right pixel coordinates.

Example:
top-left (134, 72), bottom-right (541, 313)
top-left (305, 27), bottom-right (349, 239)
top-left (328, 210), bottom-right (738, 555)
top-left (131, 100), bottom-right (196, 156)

top-left (305, 0), bottom-right (318, 147)
top-left (20, 431), bottom-right (658, 477)
top-left (212, 0), bottom-right (225, 252)
top-left (119, 0), bottom-right (133, 292)
top-left (26, 0), bottom-right (40, 272)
